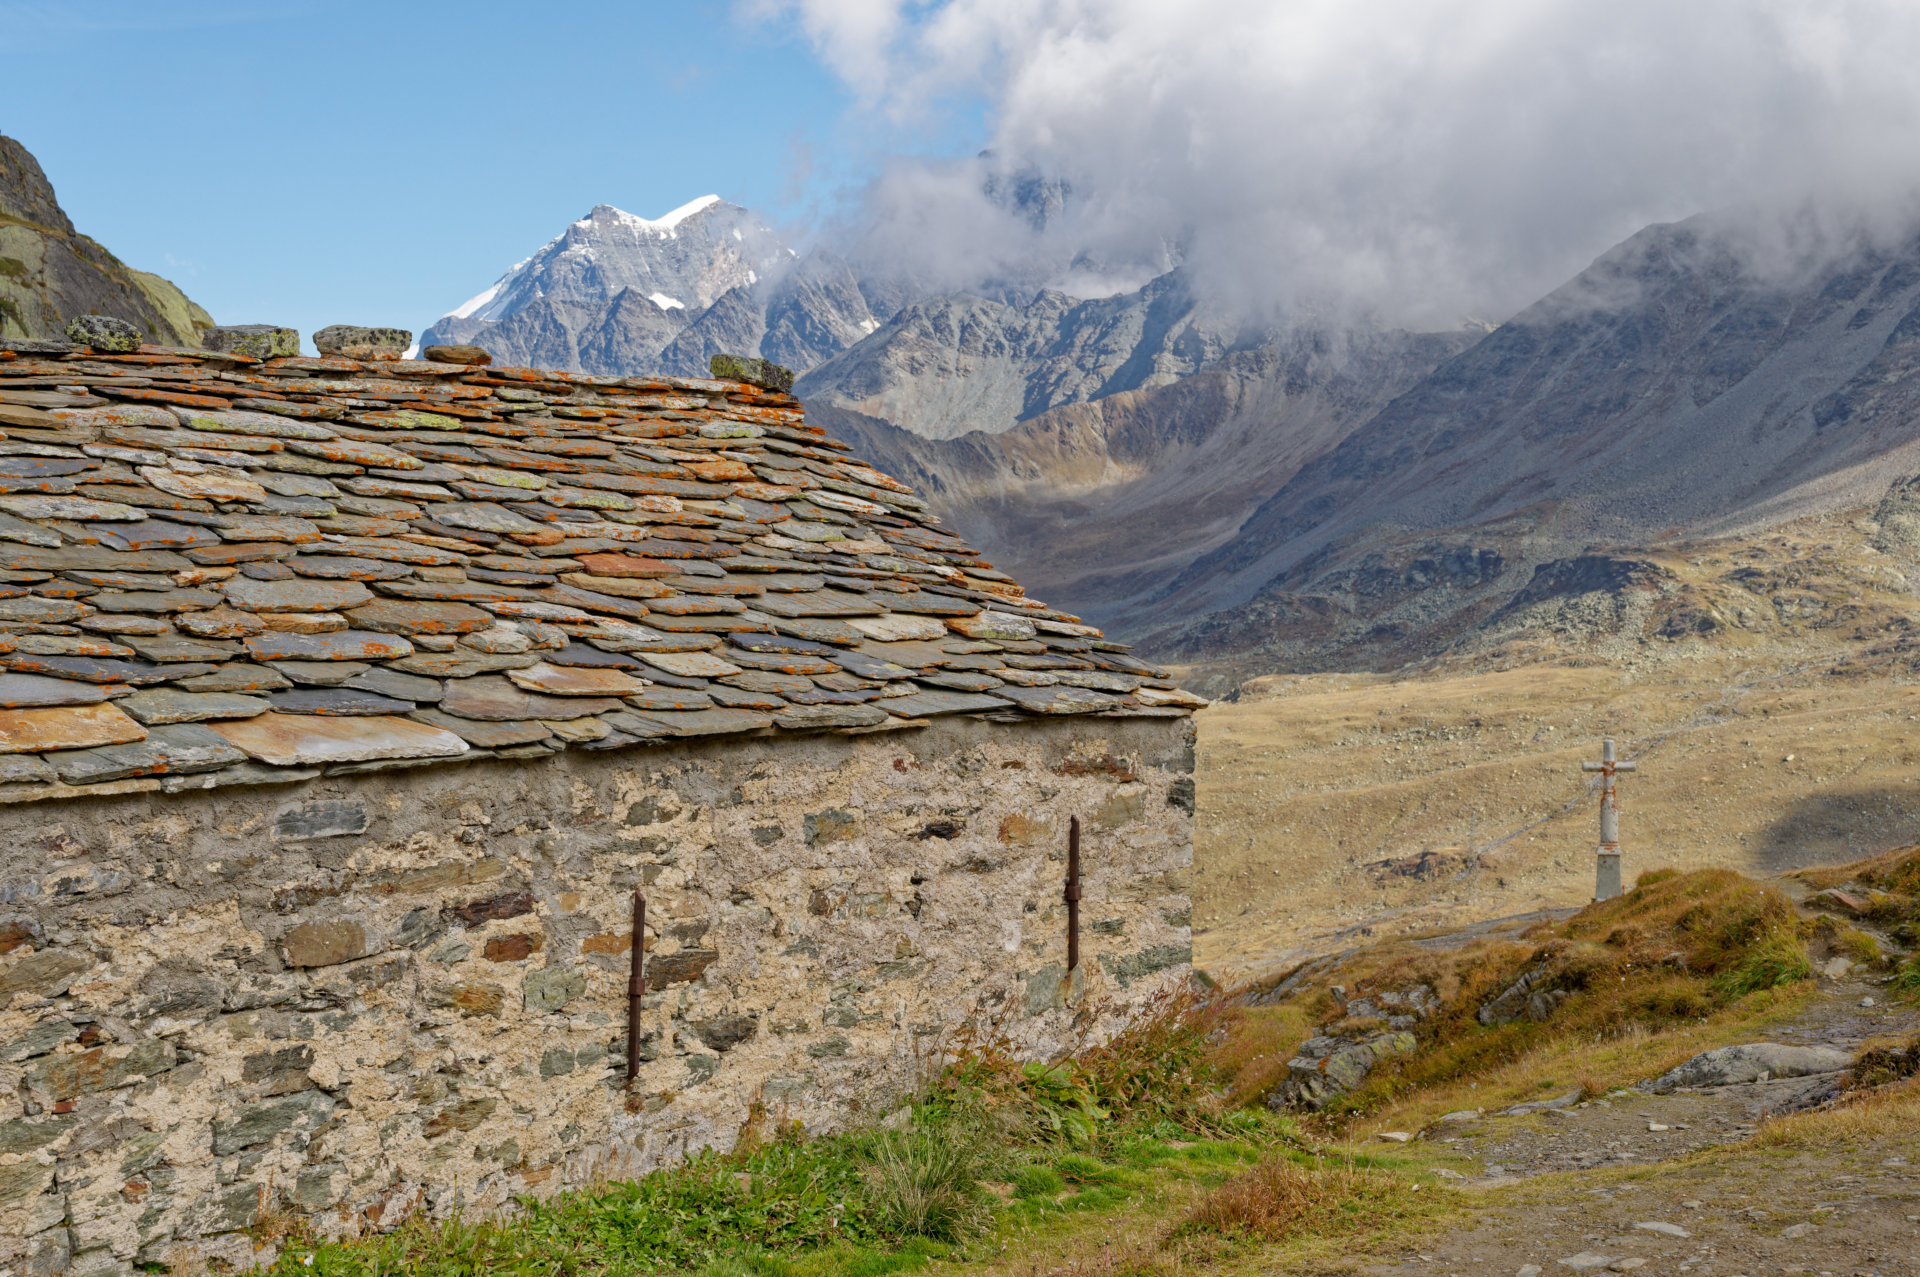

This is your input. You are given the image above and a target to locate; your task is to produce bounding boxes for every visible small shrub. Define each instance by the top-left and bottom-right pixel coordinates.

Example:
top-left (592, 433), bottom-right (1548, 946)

top-left (1176, 1155), bottom-right (1422, 1242)
top-left (859, 1114), bottom-right (1000, 1244)
top-left (1850, 1036), bottom-right (1920, 1089)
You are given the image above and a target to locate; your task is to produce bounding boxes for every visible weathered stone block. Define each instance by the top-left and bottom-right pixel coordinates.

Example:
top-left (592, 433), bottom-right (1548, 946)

top-left (281, 918), bottom-right (375, 968)
top-left (271, 798), bottom-right (368, 840)
top-left (210, 1090), bottom-right (334, 1155)
top-left (524, 965), bottom-right (587, 1013)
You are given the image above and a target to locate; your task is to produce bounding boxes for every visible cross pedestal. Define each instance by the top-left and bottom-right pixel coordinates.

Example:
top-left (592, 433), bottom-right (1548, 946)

top-left (1580, 738), bottom-right (1637, 902)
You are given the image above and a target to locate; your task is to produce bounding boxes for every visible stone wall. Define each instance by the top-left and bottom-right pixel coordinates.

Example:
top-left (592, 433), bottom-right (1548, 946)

top-left (0, 714), bottom-right (1193, 1276)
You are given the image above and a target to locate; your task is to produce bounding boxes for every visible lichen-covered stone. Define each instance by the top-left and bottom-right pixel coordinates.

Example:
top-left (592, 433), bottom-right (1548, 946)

top-left (64, 314), bottom-right (141, 353)
top-left (203, 324), bottom-right (300, 359)
top-left (709, 353), bottom-right (795, 393)
top-left (313, 325), bottom-right (411, 358)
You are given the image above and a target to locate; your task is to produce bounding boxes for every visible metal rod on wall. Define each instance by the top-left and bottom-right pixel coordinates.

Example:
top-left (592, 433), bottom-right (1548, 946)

top-left (626, 890), bottom-right (646, 1082)
top-left (1065, 815), bottom-right (1082, 972)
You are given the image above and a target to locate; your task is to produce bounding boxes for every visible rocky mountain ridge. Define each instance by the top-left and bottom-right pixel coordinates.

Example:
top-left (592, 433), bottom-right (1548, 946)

top-left (0, 134), bottom-right (212, 348)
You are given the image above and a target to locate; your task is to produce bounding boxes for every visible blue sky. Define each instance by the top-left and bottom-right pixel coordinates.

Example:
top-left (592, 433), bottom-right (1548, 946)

top-left (0, 1), bottom-right (980, 350)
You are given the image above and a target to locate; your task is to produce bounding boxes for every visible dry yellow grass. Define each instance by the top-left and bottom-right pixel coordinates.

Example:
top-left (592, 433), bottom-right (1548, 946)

top-left (1187, 509), bottom-right (1920, 985)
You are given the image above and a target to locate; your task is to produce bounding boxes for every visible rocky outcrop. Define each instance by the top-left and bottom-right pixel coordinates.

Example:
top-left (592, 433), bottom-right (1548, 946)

top-left (1269, 984), bottom-right (1436, 1110)
top-left (0, 135), bottom-right (211, 346)
top-left (1477, 964), bottom-right (1570, 1026)
top-left (1645, 1043), bottom-right (1854, 1092)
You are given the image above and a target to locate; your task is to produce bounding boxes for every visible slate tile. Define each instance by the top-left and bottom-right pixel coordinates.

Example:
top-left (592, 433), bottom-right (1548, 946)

top-left (722, 650), bottom-right (841, 676)
top-left (174, 665), bottom-right (293, 694)
top-left (647, 594), bottom-right (744, 616)
top-left (176, 606), bottom-right (266, 638)
top-left (439, 674), bottom-right (621, 721)
top-left (14, 634), bottom-right (135, 657)
top-left (406, 709), bottom-right (554, 748)
top-left (877, 691), bottom-right (1015, 718)
top-left (984, 685), bottom-right (1119, 715)
top-left (86, 520), bottom-right (222, 552)
top-left (264, 660), bottom-right (371, 686)
top-left (1055, 671), bottom-right (1142, 693)
top-left (4, 654), bottom-right (169, 684)
top-left (87, 588), bottom-right (223, 614)
top-left (347, 599), bottom-right (493, 635)
top-left (774, 704), bottom-right (888, 730)
top-left (288, 556), bottom-right (413, 581)
top-left (268, 687), bottom-right (415, 716)
top-left (846, 614), bottom-right (946, 643)
top-left (784, 687), bottom-right (883, 705)
top-left (206, 712), bottom-right (469, 766)
top-left (644, 612), bottom-right (773, 634)
top-left (915, 671), bottom-right (1006, 693)
top-left (470, 567), bottom-right (556, 585)
top-left (226, 577), bottom-right (373, 613)
top-left (119, 688), bottom-right (270, 724)
top-left (0, 495), bottom-right (145, 522)
top-left (615, 707), bottom-right (772, 737)
top-left (243, 630), bottom-right (414, 662)
top-left (0, 597), bottom-right (91, 624)
top-left (543, 642), bottom-right (644, 670)
top-left (947, 611), bottom-right (1039, 641)
top-left (624, 687), bottom-right (715, 712)
top-left (0, 703), bottom-right (147, 753)
top-left (639, 652), bottom-right (742, 679)
top-left (45, 723), bottom-right (248, 782)
top-left (829, 651), bottom-right (915, 681)
top-left (209, 515), bottom-right (323, 544)
top-left (752, 589), bottom-right (884, 618)
top-left (722, 671), bottom-right (814, 696)
top-left (386, 652), bottom-right (539, 679)
top-left (707, 685), bottom-right (788, 710)
top-left (558, 572), bottom-right (666, 598)
top-left (343, 668), bottom-right (444, 702)
top-left (768, 617), bottom-right (864, 646)
top-left (0, 673), bottom-right (106, 708)
top-left (375, 579), bottom-right (524, 603)
top-left (506, 662), bottom-right (648, 697)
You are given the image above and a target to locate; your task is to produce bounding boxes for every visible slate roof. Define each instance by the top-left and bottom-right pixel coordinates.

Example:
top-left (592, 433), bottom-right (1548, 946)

top-left (0, 340), bottom-right (1200, 798)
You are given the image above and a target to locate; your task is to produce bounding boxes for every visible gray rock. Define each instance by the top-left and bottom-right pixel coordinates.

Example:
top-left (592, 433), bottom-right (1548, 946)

top-left (203, 324), bottom-right (300, 360)
top-left (268, 687), bottom-right (414, 716)
top-left (524, 965), bottom-right (587, 1013)
top-left (313, 325), bottom-right (411, 358)
top-left (773, 703), bottom-right (888, 730)
top-left (44, 724), bottom-right (249, 783)
top-left (710, 353), bottom-right (794, 393)
top-left (1646, 1043), bottom-right (1854, 1092)
top-left (65, 315), bottom-right (141, 353)
top-left (272, 799), bottom-right (369, 841)
top-left (345, 667), bottom-right (444, 702)
top-left (1557, 1254), bottom-right (1615, 1271)
top-left (1479, 964), bottom-right (1568, 1026)
top-left (118, 687), bottom-right (269, 724)
top-left (0, 673), bottom-right (105, 708)
top-left (1503, 1089), bottom-right (1584, 1116)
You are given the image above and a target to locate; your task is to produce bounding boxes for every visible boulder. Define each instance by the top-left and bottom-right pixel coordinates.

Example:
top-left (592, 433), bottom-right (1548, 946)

top-left (313, 325), bottom-right (410, 359)
top-left (204, 325), bottom-right (300, 360)
top-left (65, 315), bottom-right (141, 352)
top-left (709, 353), bottom-right (794, 393)
top-left (1645, 1042), bottom-right (1854, 1092)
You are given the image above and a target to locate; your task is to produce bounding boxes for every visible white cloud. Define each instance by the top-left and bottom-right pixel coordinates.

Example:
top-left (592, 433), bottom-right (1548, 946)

top-left (762, 0), bottom-right (1920, 324)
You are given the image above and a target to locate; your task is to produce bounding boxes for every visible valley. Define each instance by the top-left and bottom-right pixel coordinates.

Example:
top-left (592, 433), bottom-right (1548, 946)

top-left (1187, 504), bottom-right (1920, 986)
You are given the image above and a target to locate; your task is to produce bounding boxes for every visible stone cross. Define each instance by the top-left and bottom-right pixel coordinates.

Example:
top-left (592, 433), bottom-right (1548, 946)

top-left (1581, 738), bottom-right (1637, 901)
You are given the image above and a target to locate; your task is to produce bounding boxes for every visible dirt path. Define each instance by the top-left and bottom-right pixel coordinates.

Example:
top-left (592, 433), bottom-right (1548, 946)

top-left (1365, 971), bottom-right (1920, 1276)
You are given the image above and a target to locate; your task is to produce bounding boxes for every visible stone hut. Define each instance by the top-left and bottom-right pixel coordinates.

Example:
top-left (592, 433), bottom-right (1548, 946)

top-left (0, 328), bottom-right (1199, 1275)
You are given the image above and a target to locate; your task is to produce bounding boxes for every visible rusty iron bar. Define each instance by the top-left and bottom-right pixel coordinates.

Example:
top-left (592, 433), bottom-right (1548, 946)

top-left (1065, 815), bottom-right (1082, 971)
top-left (626, 891), bottom-right (646, 1082)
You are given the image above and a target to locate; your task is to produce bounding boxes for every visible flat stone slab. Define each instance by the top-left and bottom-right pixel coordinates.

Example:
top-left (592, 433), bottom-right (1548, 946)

top-left (387, 652), bottom-right (538, 679)
top-left (89, 520), bottom-right (222, 552)
top-left (753, 589), bottom-right (884, 618)
top-left (769, 617), bottom-right (865, 646)
top-left (985, 685), bottom-right (1119, 715)
top-left (914, 671), bottom-right (1006, 693)
top-left (288, 556), bottom-right (413, 581)
top-left (830, 651), bottom-right (915, 681)
top-left (244, 631), bottom-right (414, 662)
top-left (864, 589), bottom-right (981, 617)
top-left (639, 651), bottom-right (742, 679)
top-left (947, 611), bottom-right (1040, 641)
top-left (265, 659), bottom-right (372, 686)
top-left (431, 502), bottom-right (546, 535)
top-left (347, 599), bottom-right (494, 635)
top-left (845, 613), bottom-right (947, 642)
top-left (506, 662), bottom-right (648, 697)
top-left (44, 723), bottom-right (248, 783)
top-left (544, 642), bottom-right (645, 670)
top-left (0, 673), bottom-right (106, 709)
top-left (3, 654), bottom-right (170, 685)
top-left (344, 668), bottom-right (444, 702)
top-left (879, 690), bottom-right (1015, 718)
top-left (439, 674), bottom-right (622, 722)
top-left (408, 709), bottom-right (554, 748)
top-left (175, 666), bottom-right (293, 693)
top-left (0, 703), bottom-right (147, 754)
top-left (625, 687), bottom-right (715, 712)
top-left (207, 712), bottom-right (468, 766)
top-left (773, 704), bottom-right (888, 730)
top-left (268, 688), bottom-right (417, 716)
top-left (619, 707), bottom-right (773, 737)
top-left (119, 688), bottom-right (270, 724)
top-left (226, 576), bottom-right (373, 613)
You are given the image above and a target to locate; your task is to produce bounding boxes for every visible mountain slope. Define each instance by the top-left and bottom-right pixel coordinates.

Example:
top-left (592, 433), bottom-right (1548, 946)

top-left (820, 325), bottom-right (1479, 627)
top-left (1139, 215), bottom-right (1920, 671)
top-left (0, 134), bottom-right (211, 346)
top-left (796, 269), bottom-right (1258, 439)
